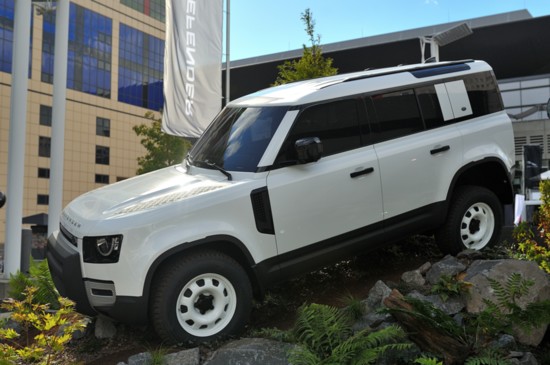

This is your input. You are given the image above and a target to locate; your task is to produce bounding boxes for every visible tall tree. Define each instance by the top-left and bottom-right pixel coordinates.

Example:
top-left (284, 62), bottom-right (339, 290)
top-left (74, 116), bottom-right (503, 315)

top-left (273, 8), bottom-right (338, 85)
top-left (133, 112), bottom-right (193, 174)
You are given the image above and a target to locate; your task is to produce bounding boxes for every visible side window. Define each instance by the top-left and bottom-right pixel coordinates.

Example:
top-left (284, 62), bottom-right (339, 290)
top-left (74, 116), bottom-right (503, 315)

top-left (276, 99), bottom-right (361, 163)
top-left (416, 85), bottom-right (446, 129)
top-left (463, 72), bottom-right (503, 117)
top-left (369, 89), bottom-right (423, 143)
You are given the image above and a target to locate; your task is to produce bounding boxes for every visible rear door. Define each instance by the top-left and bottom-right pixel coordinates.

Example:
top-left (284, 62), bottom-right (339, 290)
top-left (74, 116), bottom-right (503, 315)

top-left (267, 98), bottom-right (384, 256)
top-left (368, 86), bottom-right (463, 220)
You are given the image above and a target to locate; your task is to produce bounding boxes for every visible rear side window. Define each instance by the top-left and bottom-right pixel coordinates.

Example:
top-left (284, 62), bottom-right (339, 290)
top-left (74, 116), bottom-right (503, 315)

top-left (276, 99), bottom-right (362, 164)
top-left (369, 89), bottom-right (423, 143)
top-left (463, 72), bottom-right (503, 117)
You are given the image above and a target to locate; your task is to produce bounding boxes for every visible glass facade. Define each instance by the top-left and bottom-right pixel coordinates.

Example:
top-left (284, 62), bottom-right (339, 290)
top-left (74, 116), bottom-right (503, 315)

top-left (118, 23), bottom-right (164, 110)
top-left (0, 0), bottom-right (31, 75)
top-left (121, 0), bottom-right (165, 22)
top-left (42, 3), bottom-right (112, 97)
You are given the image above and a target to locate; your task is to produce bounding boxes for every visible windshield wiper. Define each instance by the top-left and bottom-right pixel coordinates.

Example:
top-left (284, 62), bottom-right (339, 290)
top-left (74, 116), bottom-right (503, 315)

top-left (205, 160), bottom-right (232, 181)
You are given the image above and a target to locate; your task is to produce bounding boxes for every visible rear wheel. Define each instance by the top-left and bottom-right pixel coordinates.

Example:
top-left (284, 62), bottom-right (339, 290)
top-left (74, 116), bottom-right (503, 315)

top-left (436, 186), bottom-right (502, 255)
top-left (150, 250), bottom-right (252, 344)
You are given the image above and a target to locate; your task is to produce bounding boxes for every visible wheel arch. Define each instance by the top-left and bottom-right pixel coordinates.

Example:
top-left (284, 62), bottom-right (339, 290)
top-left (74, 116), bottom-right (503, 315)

top-left (447, 157), bottom-right (514, 206)
top-left (143, 235), bottom-right (266, 314)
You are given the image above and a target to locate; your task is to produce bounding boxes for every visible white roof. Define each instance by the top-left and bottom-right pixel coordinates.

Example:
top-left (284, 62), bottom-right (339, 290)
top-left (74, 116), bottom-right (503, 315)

top-left (229, 60), bottom-right (491, 107)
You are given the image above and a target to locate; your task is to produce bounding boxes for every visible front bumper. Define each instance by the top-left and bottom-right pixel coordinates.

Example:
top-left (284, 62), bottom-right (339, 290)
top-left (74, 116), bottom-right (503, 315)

top-left (46, 231), bottom-right (149, 324)
top-left (46, 231), bottom-right (96, 316)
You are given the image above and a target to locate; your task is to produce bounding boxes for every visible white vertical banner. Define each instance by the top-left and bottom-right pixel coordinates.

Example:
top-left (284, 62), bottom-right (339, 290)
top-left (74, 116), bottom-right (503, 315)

top-left (163, 0), bottom-right (223, 138)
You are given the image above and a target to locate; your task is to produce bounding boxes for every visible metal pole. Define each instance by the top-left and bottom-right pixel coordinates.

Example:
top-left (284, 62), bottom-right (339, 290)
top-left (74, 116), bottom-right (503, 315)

top-left (225, 0), bottom-right (230, 103)
top-left (47, 0), bottom-right (70, 236)
top-left (4, 0), bottom-right (32, 278)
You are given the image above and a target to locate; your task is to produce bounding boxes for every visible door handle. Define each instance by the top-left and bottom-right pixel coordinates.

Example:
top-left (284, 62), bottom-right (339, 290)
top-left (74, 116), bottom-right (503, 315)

top-left (350, 167), bottom-right (374, 178)
top-left (430, 145), bottom-right (450, 155)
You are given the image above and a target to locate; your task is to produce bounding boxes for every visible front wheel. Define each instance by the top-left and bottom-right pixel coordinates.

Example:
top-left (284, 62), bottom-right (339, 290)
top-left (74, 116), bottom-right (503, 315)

top-left (436, 186), bottom-right (503, 255)
top-left (150, 250), bottom-right (252, 344)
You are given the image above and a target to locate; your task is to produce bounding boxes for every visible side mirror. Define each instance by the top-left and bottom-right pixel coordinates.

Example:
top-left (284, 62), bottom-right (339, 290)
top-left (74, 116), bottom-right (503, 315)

top-left (295, 137), bottom-right (323, 164)
top-left (0, 191), bottom-right (5, 209)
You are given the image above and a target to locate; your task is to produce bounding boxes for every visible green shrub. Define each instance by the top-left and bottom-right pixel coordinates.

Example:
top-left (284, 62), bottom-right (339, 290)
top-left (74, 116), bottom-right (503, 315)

top-left (512, 180), bottom-right (550, 273)
top-left (8, 259), bottom-right (59, 309)
top-left (0, 286), bottom-right (87, 365)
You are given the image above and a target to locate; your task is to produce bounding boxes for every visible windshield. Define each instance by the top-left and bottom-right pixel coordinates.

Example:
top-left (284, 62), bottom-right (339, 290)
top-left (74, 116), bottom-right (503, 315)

top-left (188, 106), bottom-right (289, 172)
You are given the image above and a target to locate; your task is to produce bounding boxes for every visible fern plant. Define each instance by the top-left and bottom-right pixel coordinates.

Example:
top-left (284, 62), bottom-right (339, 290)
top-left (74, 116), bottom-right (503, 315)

top-left (474, 272), bottom-right (550, 337)
top-left (288, 303), bottom-right (412, 365)
top-left (464, 348), bottom-right (511, 365)
top-left (414, 356), bottom-right (443, 365)
top-left (8, 259), bottom-right (59, 309)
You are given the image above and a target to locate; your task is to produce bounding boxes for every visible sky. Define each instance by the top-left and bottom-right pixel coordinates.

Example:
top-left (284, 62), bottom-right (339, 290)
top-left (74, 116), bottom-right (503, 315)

top-left (228, 0), bottom-right (550, 61)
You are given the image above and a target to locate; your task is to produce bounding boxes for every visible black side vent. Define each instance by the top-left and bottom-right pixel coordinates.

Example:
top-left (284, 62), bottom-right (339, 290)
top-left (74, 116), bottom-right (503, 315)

top-left (250, 187), bottom-right (275, 235)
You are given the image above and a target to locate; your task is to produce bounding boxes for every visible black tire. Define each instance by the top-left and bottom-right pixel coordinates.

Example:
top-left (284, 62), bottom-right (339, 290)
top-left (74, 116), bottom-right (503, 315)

top-left (150, 250), bottom-right (252, 344)
top-left (436, 186), bottom-right (502, 255)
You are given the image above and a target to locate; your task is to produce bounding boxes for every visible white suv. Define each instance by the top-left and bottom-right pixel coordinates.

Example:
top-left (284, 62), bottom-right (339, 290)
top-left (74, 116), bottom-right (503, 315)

top-left (47, 60), bottom-right (515, 343)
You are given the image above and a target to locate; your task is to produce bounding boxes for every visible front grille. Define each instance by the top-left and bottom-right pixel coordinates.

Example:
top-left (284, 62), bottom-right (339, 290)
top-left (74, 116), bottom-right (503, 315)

top-left (60, 224), bottom-right (78, 248)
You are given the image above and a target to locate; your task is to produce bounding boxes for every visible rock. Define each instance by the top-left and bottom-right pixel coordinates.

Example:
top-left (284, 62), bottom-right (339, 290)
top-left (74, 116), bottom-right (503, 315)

top-left (94, 315), bottom-right (117, 339)
top-left (507, 351), bottom-right (539, 365)
top-left (165, 348), bottom-right (200, 365)
top-left (352, 311), bottom-right (393, 333)
top-left (465, 259), bottom-right (550, 346)
top-left (417, 261), bottom-right (432, 275)
top-left (401, 270), bottom-right (425, 286)
top-left (489, 334), bottom-right (516, 350)
top-left (125, 352), bottom-right (151, 365)
top-left (425, 255), bottom-right (466, 285)
top-left (203, 338), bottom-right (295, 365)
top-left (365, 280), bottom-right (392, 311)
top-left (405, 291), bottom-right (464, 315)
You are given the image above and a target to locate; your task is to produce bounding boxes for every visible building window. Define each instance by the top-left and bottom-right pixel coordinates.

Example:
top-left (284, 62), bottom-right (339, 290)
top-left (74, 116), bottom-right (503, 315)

top-left (121, 0), bottom-right (165, 21)
top-left (0, 0), bottom-right (32, 75)
top-left (42, 3), bottom-right (112, 97)
top-left (38, 168), bottom-right (50, 178)
top-left (96, 145), bottom-right (110, 165)
top-left (37, 194), bottom-right (49, 205)
top-left (116, 176), bottom-right (128, 182)
top-left (95, 174), bottom-right (109, 184)
top-left (118, 23), bottom-right (164, 110)
top-left (39, 136), bottom-right (51, 157)
top-left (96, 117), bottom-right (110, 137)
top-left (40, 105), bottom-right (52, 126)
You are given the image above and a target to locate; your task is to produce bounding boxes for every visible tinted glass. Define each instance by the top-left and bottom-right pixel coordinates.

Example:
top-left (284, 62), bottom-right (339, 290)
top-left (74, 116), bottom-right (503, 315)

top-left (276, 99), bottom-right (361, 164)
top-left (416, 85), bottom-right (445, 129)
top-left (464, 72), bottom-right (503, 117)
top-left (189, 106), bottom-right (289, 172)
top-left (370, 89), bottom-right (423, 142)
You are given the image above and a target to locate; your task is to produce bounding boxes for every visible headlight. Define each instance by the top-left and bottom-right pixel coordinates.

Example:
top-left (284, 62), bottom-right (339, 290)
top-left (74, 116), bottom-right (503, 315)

top-left (83, 235), bottom-right (123, 263)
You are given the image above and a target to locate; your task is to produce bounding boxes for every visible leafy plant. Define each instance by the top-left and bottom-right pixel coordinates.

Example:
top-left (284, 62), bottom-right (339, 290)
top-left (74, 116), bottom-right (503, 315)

top-left (9, 258), bottom-right (59, 309)
top-left (431, 273), bottom-right (472, 301)
top-left (474, 272), bottom-right (550, 337)
top-left (414, 356), bottom-right (443, 365)
top-left (133, 112), bottom-right (193, 174)
top-left (464, 348), bottom-right (511, 365)
top-left (339, 293), bottom-right (365, 321)
top-left (0, 286), bottom-right (87, 365)
top-left (512, 180), bottom-right (550, 273)
top-left (273, 8), bottom-right (337, 85)
top-left (289, 303), bottom-right (412, 365)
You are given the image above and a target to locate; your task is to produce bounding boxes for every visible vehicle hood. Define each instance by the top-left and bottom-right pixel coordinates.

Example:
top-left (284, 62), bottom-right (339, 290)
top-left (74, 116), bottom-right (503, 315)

top-left (62, 165), bottom-right (228, 223)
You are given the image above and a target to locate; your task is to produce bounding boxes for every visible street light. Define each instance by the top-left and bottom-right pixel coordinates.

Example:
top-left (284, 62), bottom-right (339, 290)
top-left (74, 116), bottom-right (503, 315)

top-left (420, 23), bottom-right (473, 63)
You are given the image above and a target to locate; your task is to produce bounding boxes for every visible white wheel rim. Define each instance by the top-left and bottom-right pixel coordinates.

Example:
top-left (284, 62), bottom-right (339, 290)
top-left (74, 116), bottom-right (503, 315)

top-left (459, 202), bottom-right (495, 250)
top-left (176, 273), bottom-right (237, 337)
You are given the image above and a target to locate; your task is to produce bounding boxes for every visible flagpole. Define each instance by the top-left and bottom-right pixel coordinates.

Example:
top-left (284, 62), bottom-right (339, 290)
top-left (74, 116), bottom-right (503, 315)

top-left (48, 0), bottom-right (70, 236)
top-left (225, 0), bottom-right (230, 103)
top-left (4, 0), bottom-right (32, 278)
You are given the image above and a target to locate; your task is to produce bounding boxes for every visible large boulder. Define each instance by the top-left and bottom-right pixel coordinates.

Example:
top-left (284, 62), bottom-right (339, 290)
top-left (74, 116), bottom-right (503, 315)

top-left (203, 338), bottom-right (295, 365)
top-left (464, 259), bottom-right (550, 346)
